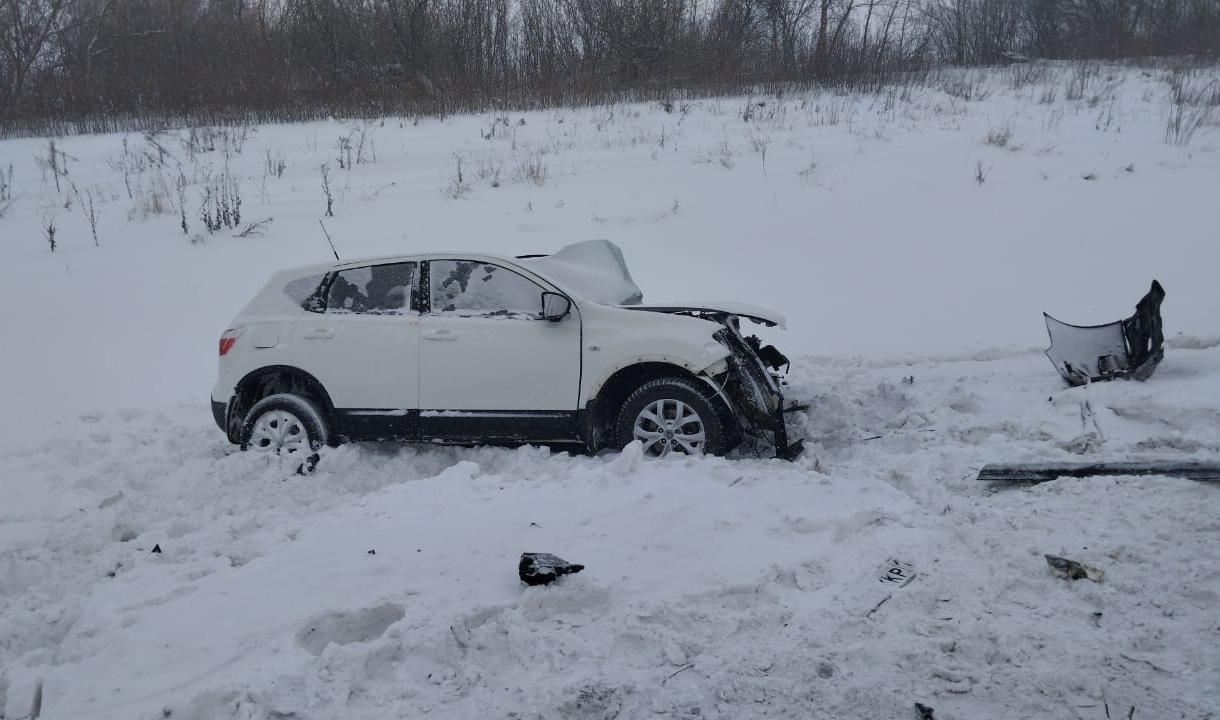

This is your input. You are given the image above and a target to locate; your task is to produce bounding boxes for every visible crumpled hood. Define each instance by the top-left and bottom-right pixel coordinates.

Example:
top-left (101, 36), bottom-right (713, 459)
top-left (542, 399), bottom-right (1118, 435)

top-left (620, 302), bottom-right (786, 329)
top-left (518, 239), bottom-right (643, 306)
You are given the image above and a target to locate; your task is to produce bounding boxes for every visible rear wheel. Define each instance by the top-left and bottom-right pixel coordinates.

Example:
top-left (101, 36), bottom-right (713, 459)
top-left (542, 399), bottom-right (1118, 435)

top-left (240, 393), bottom-right (329, 459)
top-left (615, 378), bottom-right (725, 458)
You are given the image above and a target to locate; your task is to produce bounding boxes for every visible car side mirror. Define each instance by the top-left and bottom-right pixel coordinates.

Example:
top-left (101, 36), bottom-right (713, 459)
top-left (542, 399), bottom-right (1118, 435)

top-left (541, 292), bottom-right (571, 322)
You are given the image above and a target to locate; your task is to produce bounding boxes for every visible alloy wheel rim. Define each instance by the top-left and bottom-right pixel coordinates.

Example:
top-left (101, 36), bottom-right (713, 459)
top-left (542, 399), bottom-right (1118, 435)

top-left (632, 398), bottom-right (706, 457)
top-left (249, 409), bottom-right (309, 454)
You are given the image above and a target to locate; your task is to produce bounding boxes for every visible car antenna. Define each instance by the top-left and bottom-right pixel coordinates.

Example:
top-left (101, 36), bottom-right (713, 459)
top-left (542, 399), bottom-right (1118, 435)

top-left (318, 219), bottom-right (340, 261)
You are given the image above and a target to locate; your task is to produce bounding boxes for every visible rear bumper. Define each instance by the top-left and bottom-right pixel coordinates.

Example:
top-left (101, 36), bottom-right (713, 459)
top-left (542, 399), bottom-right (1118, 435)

top-left (211, 399), bottom-right (228, 433)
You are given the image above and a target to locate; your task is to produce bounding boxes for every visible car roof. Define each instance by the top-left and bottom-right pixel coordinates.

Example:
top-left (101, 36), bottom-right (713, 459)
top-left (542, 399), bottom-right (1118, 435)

top-left (329, 251), bottom-right (525, 270)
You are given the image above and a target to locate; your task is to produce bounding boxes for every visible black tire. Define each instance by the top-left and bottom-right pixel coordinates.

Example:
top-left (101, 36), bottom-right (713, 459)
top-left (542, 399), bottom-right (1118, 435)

top-left (239, 393), bottom-right (330, 456)
top-left (614, 377), bottom-right (726, 458)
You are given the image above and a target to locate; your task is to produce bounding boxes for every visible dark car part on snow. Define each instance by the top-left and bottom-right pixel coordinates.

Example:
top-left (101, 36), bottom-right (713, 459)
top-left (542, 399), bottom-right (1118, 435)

top-left (519, 553), bottom-right (585, 586)
top-left (914, 703), bottom-right (936, 720)
top-left (1044, 280), bottom-right (1165, 386)
top-left (975, 461), bottom-right (1220, 484)
top-left (710, 324), bottom-right (803, 460)
top-left (745, 334), bottom-right (790, 373)
top-left (1045, 555), bottom-right (1104, 582)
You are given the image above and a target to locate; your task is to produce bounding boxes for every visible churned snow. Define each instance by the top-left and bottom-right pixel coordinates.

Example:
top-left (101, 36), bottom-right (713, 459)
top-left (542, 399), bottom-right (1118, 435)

top-left (1, 62), bottom-right (1219, 719)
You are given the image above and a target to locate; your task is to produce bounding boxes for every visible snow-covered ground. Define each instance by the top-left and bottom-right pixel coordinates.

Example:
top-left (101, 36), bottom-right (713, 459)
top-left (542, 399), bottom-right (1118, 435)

top-left (2, 62), bottom-right (1219, 719)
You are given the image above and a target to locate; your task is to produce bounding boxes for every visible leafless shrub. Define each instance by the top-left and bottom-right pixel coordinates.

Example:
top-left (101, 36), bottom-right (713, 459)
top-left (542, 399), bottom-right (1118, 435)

top-left (264, 148), bottom-right (286, 178)
top-left (181, 126), bottom-right (248, 160)
top-left (512, 155), bottom-right (547, 186)
top-left (0, 200), bottom-right (10, 219)
top-left (70, 183), bottom-right (100, 246)
top-left (43, 214), bottom-right (56, 251)
top-left (221, 127), bottom-right (251, 155)
top-left (984, 125), bottom-right (1013, 148)
top-left (320, 163), bottom-right (334, 216)
top-left (1164, 105), bottom-right (1211, 146)
top-left (353, 122), bottom-right (375, 165)
top-left (200, 167), bottom-right (242, 232)
top-left (798, 152), bottom-right (818, 184)
top-left (142, 130), bottom-right (173, 166)
top-left (974, 160), bottom-right (990, 185)
top-left (750, 133), bottom-right (769, 178)
top-left (1168, 72), bottom-right (1220, 108)
top-left (183, 127), bottom-right (215, 160)
top-left (334, 123), bottom-right (375, 168)
top-left (1039, 86), bottom-right (1058, 105)
top-left (446, 155), bottom-right (470, 198)
top-left (234, 217), bottom-right (273, 237)
top-left (336, 134), bottom-right (352, 169)
top-left (718, 141), bottom-right (734, 170)
top-left (943, 77), bottom-right (990, 102)
top-left (1065, 64), bottom-right (1098, 102)
top-left (0, 163), bottom-right (12, 201)
top-left (1008, 63), bottom-right (1053, 90)
top-left (36, 139), bottom-right (70, 193)
top-left (177, 172), bottom-right (189, 234)
top-left (129, 183), bottom-right (169, 220)
top-left (474, 153), bottom-right (503, 187)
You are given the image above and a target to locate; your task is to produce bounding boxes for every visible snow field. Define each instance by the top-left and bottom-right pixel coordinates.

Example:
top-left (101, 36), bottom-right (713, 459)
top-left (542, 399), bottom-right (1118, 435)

top-left (1, 60), bottom-right (1220, 719)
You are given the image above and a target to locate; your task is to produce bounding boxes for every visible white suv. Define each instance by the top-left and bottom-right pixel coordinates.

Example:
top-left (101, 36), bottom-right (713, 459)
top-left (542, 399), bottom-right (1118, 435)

top-left (211, 240), bottom-right (801, 460)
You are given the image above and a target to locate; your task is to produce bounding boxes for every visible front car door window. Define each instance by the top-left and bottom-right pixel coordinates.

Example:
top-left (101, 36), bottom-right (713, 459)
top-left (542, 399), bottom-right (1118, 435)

top-left (429, 260), bottom-right (542, 317)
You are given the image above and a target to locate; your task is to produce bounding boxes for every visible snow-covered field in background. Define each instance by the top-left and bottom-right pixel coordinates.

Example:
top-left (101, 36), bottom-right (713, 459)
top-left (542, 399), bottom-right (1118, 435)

top-left (2, 62), bottom-right (1219, 719)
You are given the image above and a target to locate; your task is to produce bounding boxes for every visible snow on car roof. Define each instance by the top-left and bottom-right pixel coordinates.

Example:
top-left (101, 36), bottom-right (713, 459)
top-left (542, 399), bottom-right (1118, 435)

top-left (267, 240), bottom-right (645, 307)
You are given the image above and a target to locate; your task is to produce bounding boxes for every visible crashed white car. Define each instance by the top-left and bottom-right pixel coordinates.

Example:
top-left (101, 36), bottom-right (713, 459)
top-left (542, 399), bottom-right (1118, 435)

top-left (211, 240), bottom-right (801, 460)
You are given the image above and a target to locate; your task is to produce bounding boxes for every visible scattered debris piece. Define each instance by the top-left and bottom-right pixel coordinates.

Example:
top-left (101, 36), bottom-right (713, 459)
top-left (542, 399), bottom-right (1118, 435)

top-left (663, 664), bottom-right (694, 685)
top-left (151, 544), bottom-right (162, 554)
top-left (915, 702), bottom-right (936, 719)
top-left (519, 552), bottom-right (584, 586)
top-left (976, 461), bottom-right (1220, 484)
top-left (859, 558), bottom-right (918, 617)
top-left (1045, 555), bottom-right (1104, 582)
top-left (1044, 280), bottom-right (1164, 386)
top-left (879, 558), bottom-right (917, 588)
top-left (98, 492), bottom-right (124, 510)
top-left (367, 549), bottom-right (376, 555)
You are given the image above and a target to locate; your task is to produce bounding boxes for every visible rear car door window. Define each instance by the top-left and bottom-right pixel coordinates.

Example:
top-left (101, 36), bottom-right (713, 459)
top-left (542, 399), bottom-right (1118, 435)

top-left (430, 260), bottom-right (543, 317)
top-left (327, 262), bottom-right (417, 314)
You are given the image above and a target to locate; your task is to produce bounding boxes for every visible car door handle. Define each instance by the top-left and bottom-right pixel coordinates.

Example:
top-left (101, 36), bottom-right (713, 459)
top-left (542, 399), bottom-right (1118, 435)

top-left (303, 328), bottom-right (335, 340)
top-left (423, 329), bottom-right (457, 341)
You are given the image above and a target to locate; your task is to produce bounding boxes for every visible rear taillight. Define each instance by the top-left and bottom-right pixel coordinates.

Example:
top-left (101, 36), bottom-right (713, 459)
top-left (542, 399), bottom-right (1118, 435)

top-left (219, 327), bottom-right (245, 356)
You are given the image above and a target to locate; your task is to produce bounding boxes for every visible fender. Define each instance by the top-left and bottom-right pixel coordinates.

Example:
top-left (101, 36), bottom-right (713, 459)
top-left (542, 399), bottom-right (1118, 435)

top-left (227, 365), bottom-right (338, 441)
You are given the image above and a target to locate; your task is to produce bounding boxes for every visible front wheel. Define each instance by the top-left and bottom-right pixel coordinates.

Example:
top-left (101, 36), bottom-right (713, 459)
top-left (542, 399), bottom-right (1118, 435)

top-left (615, 378), bottom-right (725, 458)
top-left (240, 393), bottom-right (329, 456)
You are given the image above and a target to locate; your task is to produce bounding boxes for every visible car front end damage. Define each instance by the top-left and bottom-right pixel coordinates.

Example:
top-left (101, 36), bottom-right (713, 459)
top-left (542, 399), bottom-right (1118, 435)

top-left (634, 306), bottom-right (803, 460)
top-left (707, 320), bottom-right (804, 460)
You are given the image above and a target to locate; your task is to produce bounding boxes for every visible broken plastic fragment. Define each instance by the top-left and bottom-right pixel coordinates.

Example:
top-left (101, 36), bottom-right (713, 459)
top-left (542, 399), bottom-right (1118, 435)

top-left (1045, 554), bottom-right (1104, 582)
top-left (519, 552), bottom-right (584, 586)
